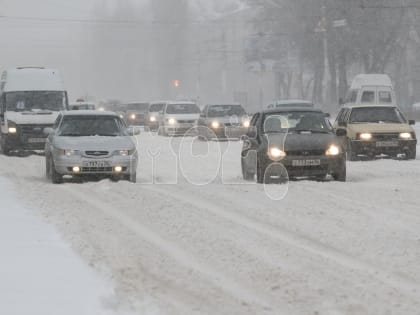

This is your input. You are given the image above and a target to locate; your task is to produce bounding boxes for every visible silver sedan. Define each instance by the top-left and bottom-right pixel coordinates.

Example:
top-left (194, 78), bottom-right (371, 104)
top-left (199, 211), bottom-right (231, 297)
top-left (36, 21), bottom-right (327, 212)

top-left (44, 111), bottom-right (139, 183)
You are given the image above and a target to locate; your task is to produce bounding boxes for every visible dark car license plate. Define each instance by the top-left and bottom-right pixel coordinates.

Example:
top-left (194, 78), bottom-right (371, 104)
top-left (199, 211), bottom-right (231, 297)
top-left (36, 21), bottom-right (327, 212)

top-left (27, 138), bottom-right (46, 144)
top-left (292, 159), bottom-right (321, 167)
top-left (376, 141), bottom-right (398, 147)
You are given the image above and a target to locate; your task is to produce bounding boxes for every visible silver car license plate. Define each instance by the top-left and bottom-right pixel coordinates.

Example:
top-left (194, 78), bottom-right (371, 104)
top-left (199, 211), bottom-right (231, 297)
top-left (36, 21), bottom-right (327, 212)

top-left (27, 138), bottom-right (46, 143)
top-left (376, 141), bottom-right (398, 147)
top-left (292, 159), bottom-right (321, 167)
top-left (84, 161), bottom-right (108, 168)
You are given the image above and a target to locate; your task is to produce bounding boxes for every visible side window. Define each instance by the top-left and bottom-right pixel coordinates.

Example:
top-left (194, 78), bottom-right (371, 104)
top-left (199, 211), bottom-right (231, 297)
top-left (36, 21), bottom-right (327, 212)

top-left (343, 109), bottom-right (351, 123)
top-left (378, 91), bottom-right (392, 103)
top-left (345, 90), bottom-right (357, 103)
top-left (247, 113), bottom-right (259, 137)
top-left (361, 91), bottom-right (375, 103)
top-left (53, 114), bottom-right (62, 129)
top-left (335, 109), bottom-right (344, 124)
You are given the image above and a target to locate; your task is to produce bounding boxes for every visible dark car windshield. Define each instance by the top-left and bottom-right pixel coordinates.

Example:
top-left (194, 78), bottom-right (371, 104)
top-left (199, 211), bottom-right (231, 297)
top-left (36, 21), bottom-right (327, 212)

top-left (58, 116), bottom-right (125, 137)
top-left (263, 111), bottom-right (332, 134)
top-left (125, 103), bottom-right (149, 112)
top-left (149, 103), bottom-right (165, 113)
top-left (166, 103), bottom-right (200, 114)
top-left (5, 91), bottom-right (67, 112)
top-left (207, 105), bottom-right (246, 117)
top-left (349, 107), bottom-right (405, 123)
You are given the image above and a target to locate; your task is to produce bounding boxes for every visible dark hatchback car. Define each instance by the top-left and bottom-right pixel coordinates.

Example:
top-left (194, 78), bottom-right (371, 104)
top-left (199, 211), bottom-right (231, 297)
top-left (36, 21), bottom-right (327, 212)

top-left (241, 108), bottom-right (347, 183)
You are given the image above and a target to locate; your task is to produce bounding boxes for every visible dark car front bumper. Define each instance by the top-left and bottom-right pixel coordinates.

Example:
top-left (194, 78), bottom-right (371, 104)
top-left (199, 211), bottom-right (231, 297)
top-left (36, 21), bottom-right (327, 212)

top-left (2, 124), bottom-right (52, 151)
top-left (262, 154), bottom-right (345, 177)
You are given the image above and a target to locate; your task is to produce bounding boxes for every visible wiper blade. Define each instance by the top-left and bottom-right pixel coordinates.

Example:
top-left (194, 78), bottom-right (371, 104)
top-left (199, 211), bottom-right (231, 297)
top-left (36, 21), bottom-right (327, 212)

top-left (60, 133), bottom-right (82, 137)
top-left (293, 129), bottom-right (330, 134)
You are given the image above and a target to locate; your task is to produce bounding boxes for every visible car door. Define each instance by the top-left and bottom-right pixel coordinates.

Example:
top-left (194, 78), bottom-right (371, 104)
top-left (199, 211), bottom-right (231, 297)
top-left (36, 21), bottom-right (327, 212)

top-left (242, 113), bottom-right (260, 172)
top-left (45, 113), bottom-right (62, 155)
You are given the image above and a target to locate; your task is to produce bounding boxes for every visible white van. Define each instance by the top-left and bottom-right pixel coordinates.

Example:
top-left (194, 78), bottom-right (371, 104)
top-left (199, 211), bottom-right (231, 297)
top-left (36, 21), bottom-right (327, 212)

top-left (0, 67), bottom-right (69, 154)
top-left (343, 74), bottom-right (395, 106)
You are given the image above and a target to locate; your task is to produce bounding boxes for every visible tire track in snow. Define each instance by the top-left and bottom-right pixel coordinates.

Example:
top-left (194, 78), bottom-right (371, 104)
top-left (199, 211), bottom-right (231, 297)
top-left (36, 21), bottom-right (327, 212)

top-left (57, 184), bottom-right (278, 314)
top-left (142, 184), bottom-right (420, 299)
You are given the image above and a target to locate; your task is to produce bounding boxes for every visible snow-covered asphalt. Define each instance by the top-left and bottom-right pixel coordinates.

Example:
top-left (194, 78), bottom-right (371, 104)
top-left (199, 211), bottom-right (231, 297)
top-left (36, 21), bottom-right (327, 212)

top-left (0, 127), bottom-right (419, 315)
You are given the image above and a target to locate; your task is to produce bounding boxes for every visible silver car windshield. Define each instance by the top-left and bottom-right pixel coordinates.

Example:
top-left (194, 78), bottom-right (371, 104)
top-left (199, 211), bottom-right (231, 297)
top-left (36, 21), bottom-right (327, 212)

top-left (58, 116), bottom-right (126, 137)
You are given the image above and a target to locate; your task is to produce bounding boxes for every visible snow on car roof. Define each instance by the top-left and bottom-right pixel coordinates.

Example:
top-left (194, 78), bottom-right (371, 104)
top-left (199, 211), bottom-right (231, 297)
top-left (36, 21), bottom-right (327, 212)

top-left (342, 104), bottom-right (397, 109)
top-left (2, 67), bottom-right (65, 92)
top-left (273, 99), bottom-right (313, 105)
top-left (62, 110), bottom-right (118, 116)
top-left (350, 74), bottom-right (393, 89)
top-left (263, 107), bottom-right (323, 114)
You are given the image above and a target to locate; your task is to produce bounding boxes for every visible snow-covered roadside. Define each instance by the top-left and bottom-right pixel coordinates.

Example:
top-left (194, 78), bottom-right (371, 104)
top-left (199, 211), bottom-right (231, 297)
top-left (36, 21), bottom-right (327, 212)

top-left (0, 176), bottom-right (135, 315)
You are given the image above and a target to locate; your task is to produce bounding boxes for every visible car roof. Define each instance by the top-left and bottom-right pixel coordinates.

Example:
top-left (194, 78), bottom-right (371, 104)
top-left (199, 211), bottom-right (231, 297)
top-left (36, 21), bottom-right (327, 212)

top-left (167, 101), bottom-right (197, 105)
top-left (261, 108), bottom-right (324, 114)
top-left (272, 99), bottom-right (313, 105)
top-left (62, 110), bottom-right (119, 117)
top-left (341, 104), bottom-right (397, 109)
top-left (207, 103), bottom-right (242, 107)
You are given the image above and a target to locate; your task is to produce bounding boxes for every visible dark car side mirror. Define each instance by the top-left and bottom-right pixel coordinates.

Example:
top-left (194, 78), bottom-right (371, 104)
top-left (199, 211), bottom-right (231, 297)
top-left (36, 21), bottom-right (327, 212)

top-left (336, 129), bottom-right (347, 137)
top-left (338, 121), bottom-right (347, 127)
top-left (247, 128), bottom-right (257, 139)
top-left (409, 120), bottom-right (416, 125)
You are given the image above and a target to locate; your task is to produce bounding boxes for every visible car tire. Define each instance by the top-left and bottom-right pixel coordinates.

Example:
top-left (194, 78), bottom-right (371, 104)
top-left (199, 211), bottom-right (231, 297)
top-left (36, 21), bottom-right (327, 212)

top-left (346, 140), bottom-right (358, 161)
top-left (332, 162), bottom-right (346, 182)
top-left (256, 160), bottom-right (267, 184)
top-left (241, 158), bottom-right (254, 181)
top-left (126, 172), bottom-right (137, 183)
top-left (405, 148), bottom-right (416, 160)
top-left (1, 135), bottom-right (11, 156)
top-left (45, 155), bottom-right (51, 179)
top-left (49, 157), bottom-right (63, 184)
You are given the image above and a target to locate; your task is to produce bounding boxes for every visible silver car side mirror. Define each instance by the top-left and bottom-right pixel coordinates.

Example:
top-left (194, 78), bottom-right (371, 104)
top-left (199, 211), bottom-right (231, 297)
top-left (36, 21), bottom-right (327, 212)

top-left (44, 127), bottom-right (55, 135)
top-left (127, 127), bottom-right (140, 136)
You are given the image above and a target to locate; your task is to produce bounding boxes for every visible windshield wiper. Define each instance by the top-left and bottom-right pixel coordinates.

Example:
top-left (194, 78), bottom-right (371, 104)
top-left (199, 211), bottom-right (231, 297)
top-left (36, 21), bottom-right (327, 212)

top-left (60, 133), bottom-right (82, 137)
top-left (293, 129), bottom-right (330, 134)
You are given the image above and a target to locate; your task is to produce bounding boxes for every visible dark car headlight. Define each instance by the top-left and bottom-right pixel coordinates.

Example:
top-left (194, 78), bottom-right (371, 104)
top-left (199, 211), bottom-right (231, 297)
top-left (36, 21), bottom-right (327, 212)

top-left (7, 121), bottom-right (17, 134)
top-left (326, 144), bottom-right (340, 156)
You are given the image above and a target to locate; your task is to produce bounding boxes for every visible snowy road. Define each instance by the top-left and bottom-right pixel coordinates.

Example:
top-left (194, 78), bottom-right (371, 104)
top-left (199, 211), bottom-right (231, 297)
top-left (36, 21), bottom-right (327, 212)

top-left (1, 129), bottom-right (420, 315)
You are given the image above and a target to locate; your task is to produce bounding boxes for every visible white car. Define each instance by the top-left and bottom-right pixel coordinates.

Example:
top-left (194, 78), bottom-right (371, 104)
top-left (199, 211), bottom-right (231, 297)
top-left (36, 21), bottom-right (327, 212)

top-left (44, 111), bottom-right (139, 183)
top-left (158, 101), bottom-right (200, 136)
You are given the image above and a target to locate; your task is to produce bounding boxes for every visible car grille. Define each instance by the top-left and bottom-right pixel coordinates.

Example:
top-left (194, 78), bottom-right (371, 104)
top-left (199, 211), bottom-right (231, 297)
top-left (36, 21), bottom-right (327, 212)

top-left (85, 151), bottom-right (109, 157)
top-left (19, 124), bottom-right (52, 137)
top-left (286, 150), bottom-right (325, 156)
top-left (177, 120), bottom-right (195, 124)
top-left (224, 123), bottom-right (242, 127)
top-left (372, 133), bottom-right (399, 141)
top-left (81, 167), bottom-right (113, 173)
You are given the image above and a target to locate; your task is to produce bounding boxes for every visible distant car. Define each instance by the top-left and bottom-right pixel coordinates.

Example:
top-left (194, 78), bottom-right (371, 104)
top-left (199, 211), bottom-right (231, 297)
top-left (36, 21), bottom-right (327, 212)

top-left (158, 102), bottom-right (200, 136)
top-left (197, 104), bottom-right (250, 140)
top-left (69, 102), bottom-right (96, 111)
top-left (267, 99), bottom-right (314, 110)
top-left (334, 105), bottom-right (417, 160)
top-left (241, 108), bottom-right (346, 183)
top-left (146, 101), bottom-right (168, 131)
top-left (44, 111), bottom-right (139, 184)
top-left (122, 102), bottom-right (149, 126)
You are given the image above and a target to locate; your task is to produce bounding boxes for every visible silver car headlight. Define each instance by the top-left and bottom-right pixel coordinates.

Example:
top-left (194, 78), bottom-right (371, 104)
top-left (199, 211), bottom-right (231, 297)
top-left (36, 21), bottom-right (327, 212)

top-left (64, 149), bottom-right (81, 156)
top-left (168, 118), bottom-right (176, 125)
top-left (114, 149), bottom-right (135, 156)
top-left (150, 116), bottom-right (157, 122)
top-left (243, 120), bottom-right (250, 128)
top-left (268, 147), bottom-right (286, 160)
